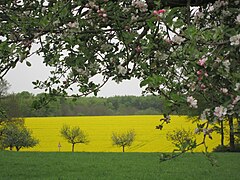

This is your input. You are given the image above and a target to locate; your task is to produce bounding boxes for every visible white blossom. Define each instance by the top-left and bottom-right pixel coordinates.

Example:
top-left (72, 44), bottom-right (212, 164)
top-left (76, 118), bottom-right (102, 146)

top-left (215, 57), bottom-right (221, 63)
top-left (203, 128), bottom-right (208, 135)
top-left (194, 128), bottom-right (200, 134)
top-left (230, 34), bottom-right (240, 46)
top-left (131, 14), bottom-right (139, 22)
top-left (172, 35), bottom-right (185, 45)
top-left (117, 65), bottom-right (127, 76)
top-left (232, 96), bottom-right (240, 105)
top-left (187, 96), bottom-right (198, 108)
top-left (227, 104), bottom-right (234, 110)
top-left (222, 10), bottom-right (231, 17)
top-left (234, 83), bottom-right (240, 91)
top-left (203, 128), bottom-right (213, 136)
top-left (220, 88), bottom-right (228, 94)
top-left (187, 83), bottom-right (196, 92)
top-left (214, 106), bottom-right (227, 119)
top-left (212, 0), bottom-right (228, 10)
top-left (67, 21), bottom-right (79, 28)
top-left (195, 11), bottom-right (204, 20)
top-left (200, 108), bottom-right (210, 120)
top-left (198, 57), bottom-right (207, 66)
top-left (87, 1), bottom-right (99, 10)
top-left (222, 60), bottom-right (230, 72)
top-left (236, 14), bottom-right (240, 24)
top-left (132, 0), bottom-right (148, 12)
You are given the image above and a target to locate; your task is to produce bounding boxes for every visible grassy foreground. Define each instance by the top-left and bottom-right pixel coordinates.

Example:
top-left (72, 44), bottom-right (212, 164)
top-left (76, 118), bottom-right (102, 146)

top-left (0, 151), bottom-right (240, 180)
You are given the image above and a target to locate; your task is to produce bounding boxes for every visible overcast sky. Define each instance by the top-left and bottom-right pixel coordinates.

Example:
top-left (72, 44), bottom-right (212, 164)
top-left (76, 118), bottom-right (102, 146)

top-left (5, 54), bottom-right (143, 97)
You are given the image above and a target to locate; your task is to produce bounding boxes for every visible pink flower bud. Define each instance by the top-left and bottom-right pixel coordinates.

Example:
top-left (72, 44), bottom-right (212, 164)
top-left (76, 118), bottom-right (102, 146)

top-left (158, 9), bottom-right (166, 14)
top-left (135, 46), bottom-right (142, 53)
top-left (200, 84), bottom-right (206, 90)
top-left (197, 70), bottom-right (202, 75)
top-left (153, 10), bottom-right (158, 15)
top-left (102, 13), bottom-right (107, 18)
top-left (162, 39), bottom-right (171, 44)
top-left (198, 58), bottom-right (207, 66)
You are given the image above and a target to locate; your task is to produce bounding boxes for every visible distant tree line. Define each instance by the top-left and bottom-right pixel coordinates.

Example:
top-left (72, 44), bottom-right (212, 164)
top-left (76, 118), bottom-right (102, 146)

top-left (0, 91), bottom-right (171, 117)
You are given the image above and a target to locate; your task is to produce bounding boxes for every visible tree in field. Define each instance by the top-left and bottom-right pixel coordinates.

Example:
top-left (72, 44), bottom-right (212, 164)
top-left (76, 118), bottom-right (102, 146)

top-left (112, 130), bottom-right (136, 152)
top-left (0, 119), bottom-right (39, 151)
top-left (60, 124), bottom-right (89, 152)
top-left (0, 1), bottom-right (239, 152)
top-left (167, 128), bottom-right (196, 153)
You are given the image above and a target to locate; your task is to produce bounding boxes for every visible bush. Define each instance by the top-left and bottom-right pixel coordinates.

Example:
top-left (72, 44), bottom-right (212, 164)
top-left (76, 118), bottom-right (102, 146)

top-left (213, 145), bottom-right (240, 152)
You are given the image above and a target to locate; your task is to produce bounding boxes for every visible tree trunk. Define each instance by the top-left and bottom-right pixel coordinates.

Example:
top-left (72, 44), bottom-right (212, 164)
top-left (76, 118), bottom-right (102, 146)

top-left (72, 143), bottom-right (75, 152)
top-left (220, 121), bottom-right (224, 146)
top-left (122, 145), bottom-right (125, 153)
top-left (9, 146), bottom-right (13, 151)
top-left (229, 116), bottom-right (235, 151)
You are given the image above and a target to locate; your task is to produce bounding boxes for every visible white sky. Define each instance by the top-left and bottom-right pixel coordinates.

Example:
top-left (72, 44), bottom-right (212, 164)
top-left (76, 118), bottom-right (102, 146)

top-left (5, 54), bottom-right (142, 97)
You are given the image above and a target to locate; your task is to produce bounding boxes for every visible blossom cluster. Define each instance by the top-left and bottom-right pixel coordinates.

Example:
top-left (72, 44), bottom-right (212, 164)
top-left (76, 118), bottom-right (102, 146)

top-left (153, 9), bottom-right (166, 18)
top-left (214, 106), bottom-right (227, 119)
top-left (97, 8), bottom-right (107, 18)
top-left (117, 65), bottom-right (127, 76)
top-left (211, 0), bottom-right (228, 10)
top-left (172, 35), bottom-right (185, 45)
top-left (236, 14), bottom-right (240, 24)
top-left (230, 34), bottom-right (240, 46)
top-left (132, 0), bottom-right (148, 12)
top-left (187, 96), bottom-right (198, 108)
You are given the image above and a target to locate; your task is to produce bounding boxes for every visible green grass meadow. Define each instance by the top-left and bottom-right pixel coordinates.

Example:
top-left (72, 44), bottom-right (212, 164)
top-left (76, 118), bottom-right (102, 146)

top-left (1, 151), bottom-right (240, 180)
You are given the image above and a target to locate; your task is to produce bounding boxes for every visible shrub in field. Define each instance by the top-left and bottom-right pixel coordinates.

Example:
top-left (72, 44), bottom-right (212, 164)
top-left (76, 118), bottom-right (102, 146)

top-left (112, 130), bottom-right (136, 152)
top-left (167, 128), bottom-right (196, 153)
top-left (0, 119), bottom-right (39, 151)
top-left (213, 144), bottom-right (240, 152)
top-left (60, 124), bottom-right (89, 152)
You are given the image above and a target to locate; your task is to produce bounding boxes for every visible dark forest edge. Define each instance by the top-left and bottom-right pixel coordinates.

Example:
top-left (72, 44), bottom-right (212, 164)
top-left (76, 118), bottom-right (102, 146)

top-left (1, 91), bottom-right (176, 117)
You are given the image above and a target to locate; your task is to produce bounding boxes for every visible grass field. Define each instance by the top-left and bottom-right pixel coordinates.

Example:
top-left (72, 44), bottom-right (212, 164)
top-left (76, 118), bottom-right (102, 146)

top-left (0, 151), bottom-right (240, 180)
top-left (23, 115), bottom-right (221, 152)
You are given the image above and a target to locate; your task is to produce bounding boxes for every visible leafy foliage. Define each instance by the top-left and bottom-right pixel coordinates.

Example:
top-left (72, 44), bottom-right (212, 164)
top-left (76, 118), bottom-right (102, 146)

top-left (0, 119), bottom-right (39, 151)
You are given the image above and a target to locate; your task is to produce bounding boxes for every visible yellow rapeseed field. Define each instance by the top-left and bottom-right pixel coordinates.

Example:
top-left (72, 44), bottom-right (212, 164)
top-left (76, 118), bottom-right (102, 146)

top-left (24, 115), bottom-right (221, 152)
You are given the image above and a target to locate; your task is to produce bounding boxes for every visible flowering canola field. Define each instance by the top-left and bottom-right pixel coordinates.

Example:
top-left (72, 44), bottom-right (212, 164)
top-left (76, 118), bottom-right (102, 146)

top-left (24, 115), bottom-right (221, 152)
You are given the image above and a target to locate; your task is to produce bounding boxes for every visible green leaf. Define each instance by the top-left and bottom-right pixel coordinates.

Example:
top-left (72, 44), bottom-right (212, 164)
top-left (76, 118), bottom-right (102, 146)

top-left (26, 61), bottom-right (31, 67)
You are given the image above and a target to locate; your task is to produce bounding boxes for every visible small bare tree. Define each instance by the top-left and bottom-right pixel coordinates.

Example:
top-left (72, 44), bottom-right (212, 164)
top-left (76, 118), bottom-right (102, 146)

top-left (112, 130), bottom-right (136, 152)
top-left (60, 124), bottom-right (89, 152)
